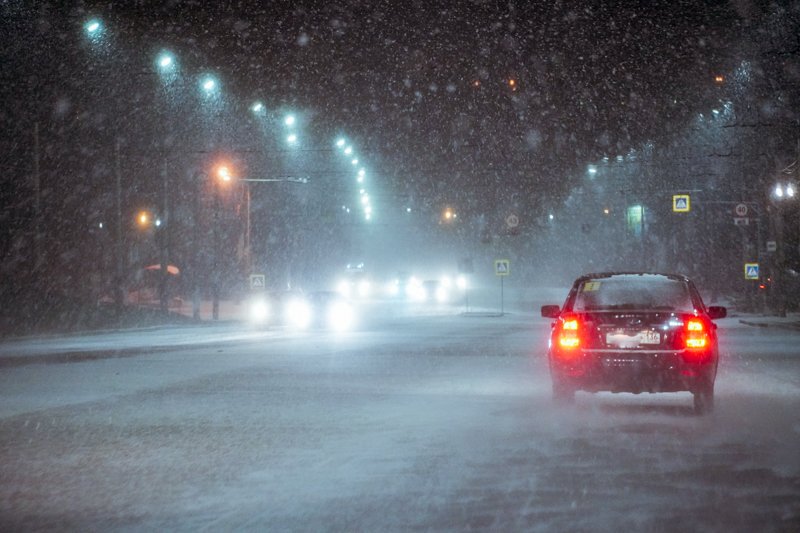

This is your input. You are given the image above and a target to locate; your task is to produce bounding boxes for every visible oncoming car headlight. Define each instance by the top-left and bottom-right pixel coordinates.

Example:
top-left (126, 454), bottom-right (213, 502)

top-left (435, 286), bottom-right (448, 303)
top-left (285, 298), bottom-right (312, 329)
top-left (357, 280), bottom-right (371, 298)
top-left (249, 299), bottom-right (270, 323)
top-left (386, 280), bottom-right (400, 297)
top-left (327, 301), bottom-right (355, 331)
top-left (336, 280), bottom-right (351, 298)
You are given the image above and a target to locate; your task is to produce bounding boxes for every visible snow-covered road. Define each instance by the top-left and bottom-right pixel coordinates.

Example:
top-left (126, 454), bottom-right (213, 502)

top-left (0, 308), bottom-right (798, 531)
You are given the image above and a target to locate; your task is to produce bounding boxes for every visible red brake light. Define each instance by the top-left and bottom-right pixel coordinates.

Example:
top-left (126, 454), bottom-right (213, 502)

top-left (684, 318), bottom-right (710, 352)
top-left (686, 338), bottom-right (707, 349)
top-left (558, 316), bottom-right (581, 349)
top-left (687, 319), bottom-right (704, 332)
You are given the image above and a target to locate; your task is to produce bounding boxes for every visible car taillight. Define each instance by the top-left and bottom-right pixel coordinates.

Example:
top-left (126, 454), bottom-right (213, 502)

top-left (685, 319), bottom-right (708, 349)
top-left (558, 316), bottom-right (581, 349)
top-left (682, 317), bottom-right (713, 362)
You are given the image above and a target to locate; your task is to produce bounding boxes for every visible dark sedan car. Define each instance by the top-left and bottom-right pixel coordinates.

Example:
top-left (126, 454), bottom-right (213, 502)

top-left (541, 272), bottom-right (726, 414)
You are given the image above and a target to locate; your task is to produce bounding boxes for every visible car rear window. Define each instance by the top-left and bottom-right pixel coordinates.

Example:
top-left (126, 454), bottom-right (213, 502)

top-left (572, 276), bottom-right (695, 312)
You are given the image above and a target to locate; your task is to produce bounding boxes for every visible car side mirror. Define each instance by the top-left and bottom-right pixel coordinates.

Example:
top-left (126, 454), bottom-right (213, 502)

top-left (707, 306), bottom-right (727, 319)
top-left (541, 305), bottom-right (561, 318)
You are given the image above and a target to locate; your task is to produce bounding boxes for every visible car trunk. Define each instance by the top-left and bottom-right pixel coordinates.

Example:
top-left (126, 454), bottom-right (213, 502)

top-left (578, 310), bottom-right (685, 352)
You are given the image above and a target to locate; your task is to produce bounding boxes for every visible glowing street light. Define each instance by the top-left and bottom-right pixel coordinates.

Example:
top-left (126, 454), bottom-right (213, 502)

top-left (287, 133), bottom-right (298, 144)
top-left (84, 19), bottom-right (102, 36)
top-left (155, 51), bottom-right (179, 86)
top-left (216, 164), bottom-right (233, 183)
top-left (774, 182), bottom-right (796, 199)
top-left (344, 146), bottom-right (353, 155)
top-left (251, 101), bottom-right (264, 114)
top-left (136, 210), bottom-right (151, 228)
top-left (200, 75), bottom-right (218, 95)
top-left (157, 51), bottom-right (174, 70)
top-left (336, 138), bottom-right (346, 148)
top-left (284, 114), bottom-right (296, 127)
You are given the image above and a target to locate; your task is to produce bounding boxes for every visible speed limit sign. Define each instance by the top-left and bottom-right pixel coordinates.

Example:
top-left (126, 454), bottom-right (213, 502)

top-left (734, 203), bottom-right (748, 217)
top-left (505, 214), bottom-right (519, 229)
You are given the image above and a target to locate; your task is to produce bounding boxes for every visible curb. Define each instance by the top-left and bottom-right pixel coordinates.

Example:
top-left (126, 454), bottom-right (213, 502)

top-left (738, 319), bottom-right (800, 331)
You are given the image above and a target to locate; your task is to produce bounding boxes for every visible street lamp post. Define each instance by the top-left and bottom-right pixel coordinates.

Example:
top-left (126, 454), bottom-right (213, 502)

top-left (190, 172), bottom-right (205, 320)
top-left (211, 164), bottom-right (234, 320)
top-left (158, 156), bottom-right (170, 315)
top-left (212, 187), bottom-right (221, 320)
top-left (770, 180), bottom-right (796, 317)
top-left (114, 139), bottom-right (125, 317)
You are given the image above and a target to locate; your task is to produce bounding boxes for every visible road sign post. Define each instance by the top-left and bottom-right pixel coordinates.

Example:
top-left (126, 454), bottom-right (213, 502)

top-left (744, 262), bottom-right (759, 280)
top-left (249, 274), bottom-right (266, 291)
top-left (673, 194), bottom-right (691, 213)
top-left (495, 259), bottom-right (510, 315)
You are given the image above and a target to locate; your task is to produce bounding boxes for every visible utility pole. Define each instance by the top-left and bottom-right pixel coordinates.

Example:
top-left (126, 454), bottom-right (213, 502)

top-left (114, 139), bottom-right (124, 317)
top-left (191, 172), bottom-right (202, 320)
top-left (158, 155), bottom-right (169, 315)
top-left (32, 122), bottom-right (42, 273)
top-left (212, 189), bottom-right (220, 320)
top-left (770, 201), bottom-right (787, 317)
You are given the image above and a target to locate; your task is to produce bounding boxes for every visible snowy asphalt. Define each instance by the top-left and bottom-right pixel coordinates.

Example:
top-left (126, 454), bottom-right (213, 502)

top-left (0, 301), bottom-right (798, 531)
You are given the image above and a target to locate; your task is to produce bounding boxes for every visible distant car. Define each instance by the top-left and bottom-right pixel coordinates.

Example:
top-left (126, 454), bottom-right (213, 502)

top-left (540, 272), bottom-right (726, 414)
top-left (247, 290), bottom-right (312, 329)
top-left (307, 291), bottom-right (357, 331)
top-left (336, 271), bottom-right (372, 299)
top-left (421, 280), bottom-right (448, 303)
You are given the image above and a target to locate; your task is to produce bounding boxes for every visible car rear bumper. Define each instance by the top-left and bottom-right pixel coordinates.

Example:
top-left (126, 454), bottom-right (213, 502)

top-left (549, 349), bottom-right (717, 394)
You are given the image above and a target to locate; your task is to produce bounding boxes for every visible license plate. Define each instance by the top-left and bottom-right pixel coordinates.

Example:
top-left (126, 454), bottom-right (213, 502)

top-left (606, 330), bottom-right (660, 347)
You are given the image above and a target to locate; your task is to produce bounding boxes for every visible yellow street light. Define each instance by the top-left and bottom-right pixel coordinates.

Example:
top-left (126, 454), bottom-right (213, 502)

top-left (216, 164), bottom-right (233, 183)
top-left (137, 210), bottom-right (151, 227)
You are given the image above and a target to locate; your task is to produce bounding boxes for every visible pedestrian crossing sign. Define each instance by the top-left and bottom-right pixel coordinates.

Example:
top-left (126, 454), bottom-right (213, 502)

top-left (744, 263), bottom-right (759, 280)
top-left (250, 274), bottom-right (266, 290)
top-left (495, 259), bottom-right (510, 276)
top-left (673, 194), bottom-right (690, 213)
